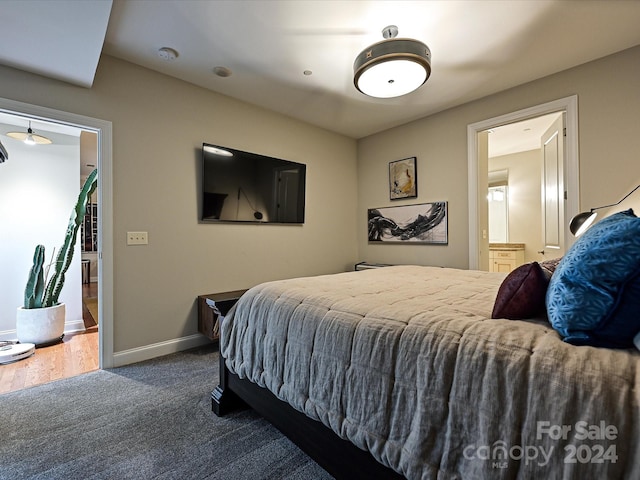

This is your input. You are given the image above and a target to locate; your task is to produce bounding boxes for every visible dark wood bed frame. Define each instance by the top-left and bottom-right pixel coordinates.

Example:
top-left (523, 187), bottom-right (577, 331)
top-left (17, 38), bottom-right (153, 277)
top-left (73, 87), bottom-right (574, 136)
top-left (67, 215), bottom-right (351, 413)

top-left (212, 354), bottom-right (406, 480)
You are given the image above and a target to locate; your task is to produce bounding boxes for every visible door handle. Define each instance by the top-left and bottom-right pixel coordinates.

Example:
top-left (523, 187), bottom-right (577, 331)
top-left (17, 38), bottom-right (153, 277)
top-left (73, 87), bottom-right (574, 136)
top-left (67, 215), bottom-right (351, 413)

top-left (538, 250), bottom-right (545, 255)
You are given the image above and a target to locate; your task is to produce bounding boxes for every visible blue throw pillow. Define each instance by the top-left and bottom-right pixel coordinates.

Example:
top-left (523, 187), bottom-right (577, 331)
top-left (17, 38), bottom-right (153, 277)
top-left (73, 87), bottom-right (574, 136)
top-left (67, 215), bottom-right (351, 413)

top-left (546, 209), bottom-right (640, 348)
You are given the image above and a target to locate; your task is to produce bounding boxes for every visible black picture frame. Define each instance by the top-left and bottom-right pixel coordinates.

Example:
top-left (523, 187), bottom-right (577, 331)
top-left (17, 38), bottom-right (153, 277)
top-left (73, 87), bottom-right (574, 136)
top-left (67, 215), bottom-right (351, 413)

top-left (389, 157), bottom-right (417, 200)
top-left (368, 202), bottom-right (448, 244)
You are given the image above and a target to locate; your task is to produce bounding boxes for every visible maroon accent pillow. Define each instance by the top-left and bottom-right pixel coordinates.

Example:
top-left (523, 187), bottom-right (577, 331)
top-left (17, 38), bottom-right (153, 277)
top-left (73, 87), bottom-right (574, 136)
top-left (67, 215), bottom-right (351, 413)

top-left (491, 262), bottom-right (552, 319)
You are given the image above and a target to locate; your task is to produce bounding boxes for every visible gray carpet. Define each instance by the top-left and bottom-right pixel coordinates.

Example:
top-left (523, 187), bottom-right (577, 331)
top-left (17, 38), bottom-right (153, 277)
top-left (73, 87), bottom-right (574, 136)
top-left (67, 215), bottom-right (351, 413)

top-left (0, 345), bottom-right (333, 480)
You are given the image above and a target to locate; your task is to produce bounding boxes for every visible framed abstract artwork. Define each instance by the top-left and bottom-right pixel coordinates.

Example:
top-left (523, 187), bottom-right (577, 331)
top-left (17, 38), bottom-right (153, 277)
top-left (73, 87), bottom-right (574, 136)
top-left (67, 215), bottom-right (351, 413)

top-left (368, 201), bottom-right (448, 244)
top-left (389, 157), bottom-right (417, 200)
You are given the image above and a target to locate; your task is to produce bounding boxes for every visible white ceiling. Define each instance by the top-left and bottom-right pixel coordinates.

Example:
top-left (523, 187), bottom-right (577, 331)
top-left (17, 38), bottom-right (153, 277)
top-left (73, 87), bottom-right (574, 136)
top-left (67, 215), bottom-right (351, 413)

top-left (0, 114), bottom-right (94, 175)
top-left (488, 112), bottom-right (562, 158)
top-left (0, 0), bottom-right (639, 145)
top-left (0, 0), bottom-right (112, 87)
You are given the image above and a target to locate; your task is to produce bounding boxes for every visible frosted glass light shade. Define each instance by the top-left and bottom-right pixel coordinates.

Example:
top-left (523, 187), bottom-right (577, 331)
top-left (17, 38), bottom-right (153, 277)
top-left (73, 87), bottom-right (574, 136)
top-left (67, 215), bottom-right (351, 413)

top-left (354, 38), bottom-right (431, 98)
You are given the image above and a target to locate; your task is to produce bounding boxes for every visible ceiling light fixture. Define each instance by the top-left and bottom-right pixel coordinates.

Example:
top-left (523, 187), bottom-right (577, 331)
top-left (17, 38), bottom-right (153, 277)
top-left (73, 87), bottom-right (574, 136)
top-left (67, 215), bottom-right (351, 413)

top-left (353, 25), bottom-right (431, 99)
top-left (6, 121), bottom-right (52, 145)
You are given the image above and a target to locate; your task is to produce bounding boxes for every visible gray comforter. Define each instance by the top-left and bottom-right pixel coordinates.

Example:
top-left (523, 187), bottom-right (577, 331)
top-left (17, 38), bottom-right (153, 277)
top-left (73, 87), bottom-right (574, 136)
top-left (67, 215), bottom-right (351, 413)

top-left (220, 265), bottom-right (640, 479)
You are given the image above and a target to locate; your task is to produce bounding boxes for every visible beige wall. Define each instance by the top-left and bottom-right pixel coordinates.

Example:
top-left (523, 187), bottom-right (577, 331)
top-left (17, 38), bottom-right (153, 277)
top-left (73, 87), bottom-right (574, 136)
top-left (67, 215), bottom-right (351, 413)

top-left (0, 55), bottom-right (358, 353)
top-left (357, 45), bottom-right (640, 268)
top-left (2, 44), bottom-right (639, 357)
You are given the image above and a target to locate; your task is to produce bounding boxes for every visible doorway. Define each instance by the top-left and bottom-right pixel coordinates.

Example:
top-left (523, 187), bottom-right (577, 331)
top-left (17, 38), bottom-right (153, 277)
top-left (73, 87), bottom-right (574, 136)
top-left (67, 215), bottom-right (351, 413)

top-left (467, 96), bottom-right (580, 270)
top-left (0, 97), bottom-right (113, 375)
top-left (485, 112), bottom-right (565, 268)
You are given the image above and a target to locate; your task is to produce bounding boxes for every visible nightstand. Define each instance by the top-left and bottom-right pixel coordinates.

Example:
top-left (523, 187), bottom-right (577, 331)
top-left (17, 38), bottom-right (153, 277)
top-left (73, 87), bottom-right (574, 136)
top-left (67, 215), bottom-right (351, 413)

top-left (197, 289), bottom-right (248, 341)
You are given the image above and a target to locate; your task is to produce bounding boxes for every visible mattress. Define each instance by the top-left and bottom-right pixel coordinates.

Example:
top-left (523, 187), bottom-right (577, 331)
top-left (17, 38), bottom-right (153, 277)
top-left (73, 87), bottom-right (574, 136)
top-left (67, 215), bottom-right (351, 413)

top-left (220, 265), bottom-right (640, 479)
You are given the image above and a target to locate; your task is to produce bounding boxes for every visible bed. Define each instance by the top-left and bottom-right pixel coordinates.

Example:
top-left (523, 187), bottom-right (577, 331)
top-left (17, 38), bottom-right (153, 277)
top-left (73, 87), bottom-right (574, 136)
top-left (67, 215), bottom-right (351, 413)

top-left (215, 210), bottom-right (640, 478)
top-left (212, 260), bottom-right (640, 479)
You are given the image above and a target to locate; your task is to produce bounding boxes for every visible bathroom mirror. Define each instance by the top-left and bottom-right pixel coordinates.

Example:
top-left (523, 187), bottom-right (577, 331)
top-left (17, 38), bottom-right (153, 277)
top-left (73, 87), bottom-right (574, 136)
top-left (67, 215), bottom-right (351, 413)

top-left (488, 170), bottom-right (509, 243)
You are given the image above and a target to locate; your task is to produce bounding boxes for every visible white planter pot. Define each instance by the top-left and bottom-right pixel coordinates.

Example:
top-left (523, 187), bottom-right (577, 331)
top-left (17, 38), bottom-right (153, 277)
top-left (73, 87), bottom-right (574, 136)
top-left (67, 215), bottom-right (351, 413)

top-left (16, 303), bottom-right (65, 346)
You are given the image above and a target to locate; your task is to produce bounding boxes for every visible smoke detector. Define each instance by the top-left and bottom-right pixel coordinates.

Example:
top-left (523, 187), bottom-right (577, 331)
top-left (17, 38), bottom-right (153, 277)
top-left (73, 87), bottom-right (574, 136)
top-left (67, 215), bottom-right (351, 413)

top-left (158, 47), bottom-right (179, 61)
top-left (213, 66), bottom-right (232, 78)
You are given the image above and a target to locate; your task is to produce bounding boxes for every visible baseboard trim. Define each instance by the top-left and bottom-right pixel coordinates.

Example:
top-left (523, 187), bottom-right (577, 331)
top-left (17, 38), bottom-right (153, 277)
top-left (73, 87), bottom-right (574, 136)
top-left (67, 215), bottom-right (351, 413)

top-left (1, 318), bottom-right (86, 341)
top-left (0, 329), bottom-right (17, 342)
top-left (64, 319), bottom-right (86, 335)
top-left (112, 334), bottom-right (212, 367)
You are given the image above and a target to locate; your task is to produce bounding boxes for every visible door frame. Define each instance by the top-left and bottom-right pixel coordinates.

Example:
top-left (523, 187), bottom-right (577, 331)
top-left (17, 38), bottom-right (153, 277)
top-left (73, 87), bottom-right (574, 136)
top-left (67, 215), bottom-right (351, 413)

top-left (0, 96), bottom-right (114, 368)
top-left (467, 95), bottom-right (579, 270)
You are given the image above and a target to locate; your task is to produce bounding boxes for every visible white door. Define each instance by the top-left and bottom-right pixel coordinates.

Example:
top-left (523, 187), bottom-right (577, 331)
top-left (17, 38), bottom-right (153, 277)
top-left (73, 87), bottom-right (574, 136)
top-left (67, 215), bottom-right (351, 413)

top-left (540, 114), bottom-right (565, 260)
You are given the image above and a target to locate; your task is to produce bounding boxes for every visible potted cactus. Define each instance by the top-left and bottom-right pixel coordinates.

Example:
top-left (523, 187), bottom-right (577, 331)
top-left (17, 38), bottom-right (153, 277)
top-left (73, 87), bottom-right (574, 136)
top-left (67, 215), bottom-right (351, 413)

top-left (16, 169), bottom-right (97, 345)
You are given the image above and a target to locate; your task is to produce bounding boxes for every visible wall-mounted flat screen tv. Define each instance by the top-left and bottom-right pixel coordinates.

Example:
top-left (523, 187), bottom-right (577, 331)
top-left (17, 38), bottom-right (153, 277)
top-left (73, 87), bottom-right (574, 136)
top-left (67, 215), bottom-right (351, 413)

top-left (201, 143), bottom-right (306, 224)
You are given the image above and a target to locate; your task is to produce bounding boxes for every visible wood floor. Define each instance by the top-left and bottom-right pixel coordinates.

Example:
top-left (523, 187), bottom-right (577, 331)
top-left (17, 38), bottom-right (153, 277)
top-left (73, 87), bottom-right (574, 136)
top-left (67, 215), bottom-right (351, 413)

top-left (0, 283), bottom-right (99, 395)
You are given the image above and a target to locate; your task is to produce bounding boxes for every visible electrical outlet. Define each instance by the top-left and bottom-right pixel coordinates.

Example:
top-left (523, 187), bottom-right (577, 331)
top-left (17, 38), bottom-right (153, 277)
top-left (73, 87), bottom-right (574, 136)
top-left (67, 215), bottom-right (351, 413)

top-left (127, 231), bottom-right (148, 245)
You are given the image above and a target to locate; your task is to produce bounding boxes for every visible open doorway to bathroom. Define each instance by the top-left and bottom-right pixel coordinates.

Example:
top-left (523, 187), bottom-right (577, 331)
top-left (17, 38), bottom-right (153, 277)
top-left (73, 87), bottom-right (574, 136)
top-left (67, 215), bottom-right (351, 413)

top-left (484, 112), bottom-right (564, 272)
top-left (467, 96), bottom-right (580, 272)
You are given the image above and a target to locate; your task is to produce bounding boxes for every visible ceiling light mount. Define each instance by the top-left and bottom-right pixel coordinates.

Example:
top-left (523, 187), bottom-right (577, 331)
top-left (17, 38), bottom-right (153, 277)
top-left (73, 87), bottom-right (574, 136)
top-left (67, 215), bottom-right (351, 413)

top-left (354, 25), bottom-right (431, 99)
top-left (382, 25), bottom-right (399, 39)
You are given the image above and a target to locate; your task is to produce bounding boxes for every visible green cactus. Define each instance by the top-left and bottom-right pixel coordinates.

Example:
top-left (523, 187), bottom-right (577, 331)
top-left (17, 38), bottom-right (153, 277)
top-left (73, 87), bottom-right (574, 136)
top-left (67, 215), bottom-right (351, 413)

top-left (23, 169), bottom-right (98, 309)
top-left (24, 245), bottom-right (46, 308)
